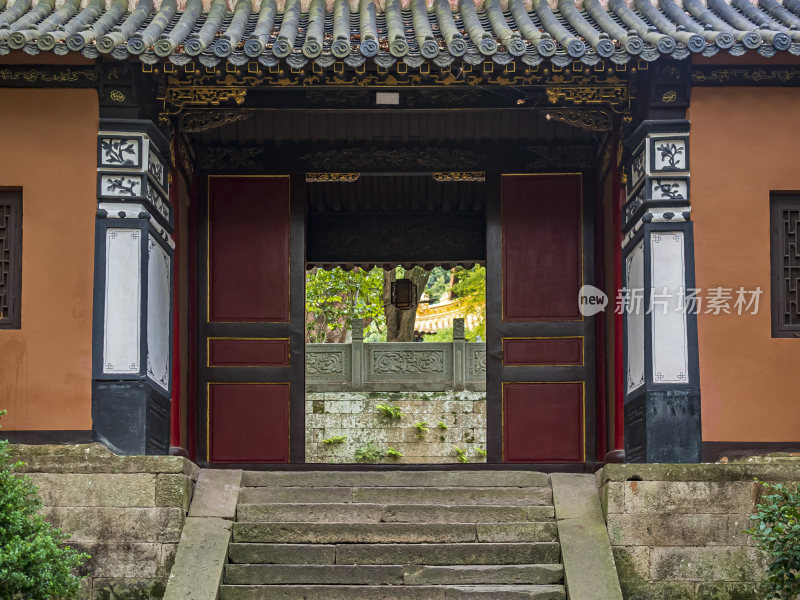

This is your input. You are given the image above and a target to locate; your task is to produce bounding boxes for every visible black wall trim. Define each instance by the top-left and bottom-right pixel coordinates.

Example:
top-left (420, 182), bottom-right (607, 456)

top-left (2, 430), bottom-right (92, 444)
top-left (703, 442), bottom-right (800, 463)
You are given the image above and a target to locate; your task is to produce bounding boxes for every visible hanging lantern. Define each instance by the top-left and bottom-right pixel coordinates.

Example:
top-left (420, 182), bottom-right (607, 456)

top-left (390, 279), bottom-right (418, 311)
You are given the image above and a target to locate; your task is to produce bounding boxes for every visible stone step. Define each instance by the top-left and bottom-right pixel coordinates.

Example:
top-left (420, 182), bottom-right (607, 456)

top-left (232, 522), bottom-right (558, 544)
top-left (404, 565), bottom-right (563, 586)
top-left (239, 486), bottom-right (552, 506)
top-left (236, 503), bottom-right (555, 524)
top-left (219, 584), bottom-right (566, 599)
top-left (226, 564), bottom-right (564, 586)
top-left (229, 543), bottom-right (561, 565)
top-left (225, 564), bottom-right (405, 585)
top-left (241, 471), bottom-right (549, 489)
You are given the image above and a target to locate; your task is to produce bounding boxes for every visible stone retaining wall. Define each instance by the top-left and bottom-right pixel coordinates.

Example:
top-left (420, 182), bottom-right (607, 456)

top-left (305, 391), bottom-right (487, 464)
top-left (9, 443), bottom-right (198, 600)
top-left (598, 458), bottom-right (800, 600)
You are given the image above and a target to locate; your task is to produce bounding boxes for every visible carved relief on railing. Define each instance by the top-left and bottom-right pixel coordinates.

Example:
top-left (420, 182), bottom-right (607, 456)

top-left (305, 346), bottom-right (351, 382)
top-left (469, 348), bottom-right (487, 377)
top-left (307, 352), bottom-right (344, 374)
top-left (305, 342), bottom-right (485, 390)
top-left (371, 350), bottom-right (445, 374)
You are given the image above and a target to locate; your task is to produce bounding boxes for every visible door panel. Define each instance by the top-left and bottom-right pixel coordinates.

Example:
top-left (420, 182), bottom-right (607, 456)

top-left (503, 382), bottom-right (584, 462)
top-left (502, 175), bottom-right (582, 321)
top-left (199, 176), bottom-right (304, 464)
top-left (208, 178), bottom-right (290, 323)
top-left (487, 174), bottom-right (596, 463)
top-left (208, 383), bottom-right (289, 462)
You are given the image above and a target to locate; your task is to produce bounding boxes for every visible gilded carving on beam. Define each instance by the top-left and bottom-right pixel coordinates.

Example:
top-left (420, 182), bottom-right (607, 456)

top-left (306, 173), bottom-right (361, 183)
top-left (432, 172), bottom-right (486, 182)
top-left (0, 66), bottom-right (98, 84)
top-left (544, 108), bottom-right (612, 132)
top-left (162, 86), bottom-right (247, 115)
top-left (545, 86), bottom-right (629, 108)
top-left (691, 67), bottom-right (800, 85)
top-left (180, 110), bottom-right (251, 132)
top-left (300, 147), bottom-right (482, 171)
top-left (164, 64), bottom-right (627, 90)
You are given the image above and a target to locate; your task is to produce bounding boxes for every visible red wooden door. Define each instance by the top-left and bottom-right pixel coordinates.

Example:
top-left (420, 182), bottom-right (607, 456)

top-left (487, 174), bottom-right (596, 463)
top-left (199, 176), bottom-right (304, 464)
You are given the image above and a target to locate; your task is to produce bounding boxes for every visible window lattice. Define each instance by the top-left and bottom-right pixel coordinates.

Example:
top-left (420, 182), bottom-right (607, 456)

top-left (0, 204), bottom-right (11, 321)
top-left (780, 208), bottom-right (800, 328)
top-left (772, 195), bottom-right (800, 338)
top-left (0, 193), bottom-right (21, 328)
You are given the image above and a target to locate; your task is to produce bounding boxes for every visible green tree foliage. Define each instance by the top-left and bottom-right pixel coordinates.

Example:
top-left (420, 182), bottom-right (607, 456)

top-left (746, 480), bottom-right (800, 599)
top-left (0, 411), bottom-right (89, 599)
top-left (305, 267), bottom-right (385, 343)
top-left (452, 265), bottom-right (486, 315)
top-left (424, 267), bottom-right (450, 304)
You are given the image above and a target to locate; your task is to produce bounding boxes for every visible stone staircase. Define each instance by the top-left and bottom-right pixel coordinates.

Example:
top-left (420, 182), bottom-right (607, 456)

top-left (218, 471), bottom-right (566, 599)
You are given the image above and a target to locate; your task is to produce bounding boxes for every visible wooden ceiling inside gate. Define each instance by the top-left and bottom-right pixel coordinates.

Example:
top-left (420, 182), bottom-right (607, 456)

top-left (194, 107), bottom-right (596, 145)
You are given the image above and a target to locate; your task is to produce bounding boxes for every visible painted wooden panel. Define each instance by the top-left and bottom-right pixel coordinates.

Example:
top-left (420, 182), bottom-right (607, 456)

top-left (209, 383), bottom-right (289, 462)
top-left (502, 175), bottom-right (582, 321)
top-left (208, 177), bottom-right (290, 322)
top-left (503, 382), bottom-right (583, 462)
top-left (103, 228), bottom-right (141, 374)
top-left (208, 338), bottom-right (290, 367)
top-left (503, 338), bottom-right (583, 367)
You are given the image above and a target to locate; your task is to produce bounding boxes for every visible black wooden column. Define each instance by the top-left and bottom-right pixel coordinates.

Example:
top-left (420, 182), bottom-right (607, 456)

top-left (91, 119), bottom-right (174, 455)
top-left (621, 63), bottom-right (701, 463)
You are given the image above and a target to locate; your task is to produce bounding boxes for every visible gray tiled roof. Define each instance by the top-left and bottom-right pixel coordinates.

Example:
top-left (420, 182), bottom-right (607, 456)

top-left (1, 0), bottom-right (799, 69)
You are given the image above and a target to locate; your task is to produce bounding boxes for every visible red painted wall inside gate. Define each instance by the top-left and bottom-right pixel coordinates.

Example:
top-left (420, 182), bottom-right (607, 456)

top-left (208, 177), bottom-right (290, 322)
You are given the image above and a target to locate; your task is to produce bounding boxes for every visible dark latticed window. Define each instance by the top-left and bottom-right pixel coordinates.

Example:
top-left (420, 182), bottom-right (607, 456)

top-left (0, 190), bottom-right (22, 329)
top-left (771, 194), bottom-right (800, 338)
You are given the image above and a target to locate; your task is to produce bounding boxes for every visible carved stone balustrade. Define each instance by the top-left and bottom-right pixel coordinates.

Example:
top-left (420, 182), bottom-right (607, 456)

top-left (306, 341), bottom-right (486, 392)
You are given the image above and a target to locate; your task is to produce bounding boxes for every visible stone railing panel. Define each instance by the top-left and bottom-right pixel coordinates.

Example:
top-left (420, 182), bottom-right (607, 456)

top-left (305, 344), bottom-right (351, 384)
top-left (305, 341), bottom-right (486, 392)
top-left (467, 346), bottom-right (487, 382)
top-left (366, 343), bottom-right (451, 383)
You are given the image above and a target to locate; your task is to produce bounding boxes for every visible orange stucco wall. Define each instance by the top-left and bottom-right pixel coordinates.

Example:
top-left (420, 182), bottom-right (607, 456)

top-left (0, 89), bottom-right (98, 431)
top-left (691, 87), bottom-right (800, 442)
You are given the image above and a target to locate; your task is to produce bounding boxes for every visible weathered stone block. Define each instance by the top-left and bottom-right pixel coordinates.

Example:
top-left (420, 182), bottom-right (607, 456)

top-left (155, 473), bottom-right (192, 510)
top-left (11, 444), bottom-right (198, 478)
top-left (600, 462), bottom-right (800, 485)
top-left (29, 473), bottom-right (157, 507)
top-left (623, 481), bottom-right (756, 515)
top-left (600, 482), bottom-right (625, 515)
top-left (607, 513), bottom-right (753, 547)
top-left (649, 546), bottom-right (767, 582)
top-left (41, 506), bottom-right (185, 543)
top-left (91, 577), bottom-right (167, 600)
top-left (612, 546), bottom-right (650, 583)
top-left (70, 543), bottom-right (167, 578)
top-left (619, 580), bottom-right (695, 600)
top-left (694, 581), bottom-right (761, 600)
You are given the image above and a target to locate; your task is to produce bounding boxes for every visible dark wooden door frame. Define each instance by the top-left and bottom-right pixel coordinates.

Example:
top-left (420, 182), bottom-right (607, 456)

top-left (193, 170), bottom-right (599, 469)
top-left (486, 172), bottom-right (598, 464)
